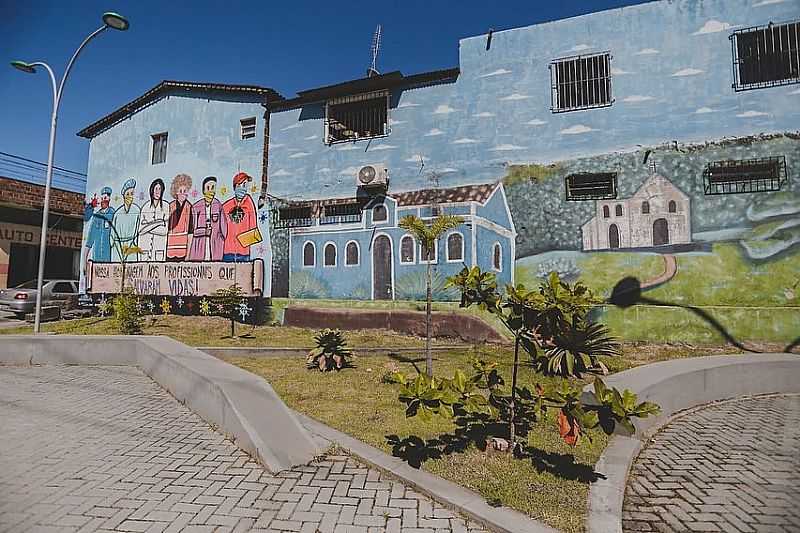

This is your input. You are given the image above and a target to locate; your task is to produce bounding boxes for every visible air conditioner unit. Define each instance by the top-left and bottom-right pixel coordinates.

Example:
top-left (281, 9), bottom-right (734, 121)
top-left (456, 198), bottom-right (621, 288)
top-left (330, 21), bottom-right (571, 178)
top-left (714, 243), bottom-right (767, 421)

top-left (356, 164), bottom-right (389, 189)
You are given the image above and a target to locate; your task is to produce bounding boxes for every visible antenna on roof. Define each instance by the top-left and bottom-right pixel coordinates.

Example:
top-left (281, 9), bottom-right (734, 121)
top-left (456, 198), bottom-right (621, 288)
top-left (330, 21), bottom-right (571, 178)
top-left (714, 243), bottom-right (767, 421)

top-left (367, 24), bottom-right (382, 77)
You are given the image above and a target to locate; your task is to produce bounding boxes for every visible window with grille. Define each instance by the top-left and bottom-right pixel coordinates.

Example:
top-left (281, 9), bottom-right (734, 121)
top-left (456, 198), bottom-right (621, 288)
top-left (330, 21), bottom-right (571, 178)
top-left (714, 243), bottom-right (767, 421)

top-left (641, 201), bottom-right (650, 214)
top-left (447, 233), bottom-right (464, 262)
top-left (302, 242), bottom-right (315, 267)
top-left (151, 132), bottom-right (168, 165)
top-left (240, 117), bottom-right (257, 140)
top-left (274, 205), bottom-right (314, 228)
top-left (321, 202), bottom-right (362, 225)
top-left (615, 204), bottom-right (623, 217)
top-left (603, 205), bottom-right (610, 218)
top-left (703, 156), bottom-right (787, 195)
top-left (345, 241), bottom-right (359, 266)
top-left (492, 243), bottom-right (502, 271)
top-left (420, 241), bottom-right (437, 263)
top-left (550, 52), bottom-right (613, 112)
top-left (565, 172), bottom-right (618, 201)
top-left (325, 91), bottom-right (388, 144)
top-left (731, 20), bottom-right (800, 91)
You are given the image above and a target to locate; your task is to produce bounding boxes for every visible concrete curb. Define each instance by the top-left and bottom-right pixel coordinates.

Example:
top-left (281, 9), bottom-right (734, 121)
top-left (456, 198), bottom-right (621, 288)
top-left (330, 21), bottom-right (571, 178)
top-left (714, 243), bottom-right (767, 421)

top-left (0, 335), bottom-right (322, 473)
top-left (199, 345), bottom-right (471, 359)
top-left (295, 412), bottom-right (558, 533)
top-left (585, 352), bottom-right (800, 533)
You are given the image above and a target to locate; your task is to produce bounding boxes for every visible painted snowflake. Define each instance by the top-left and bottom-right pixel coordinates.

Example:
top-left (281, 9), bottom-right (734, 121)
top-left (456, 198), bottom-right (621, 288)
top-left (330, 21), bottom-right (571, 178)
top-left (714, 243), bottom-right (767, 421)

top-left (219, 185), bottom-right (229, 197)
top-left (146, 300), bottom-right (155, 314)
top-left (249, 183), bottom-right (258, 194)
top-left (255, 244), bottom-right (266, 256)
top-left (237, 300), bottom-right (251, 321)
top-left (135, 298), bottom-right (143, 314)
top-left (215, 302), bottom-right (226, 313)
top-left (199, 297), bottom-right (211, 316)
top-left (160, 297), bottom-right (171, 315)
top-left (190, 189), bottom-right (199, 198)
top-left (258, 211), bottom-right (270, 224)
top-left (176, 296), bottom-right (184, 309)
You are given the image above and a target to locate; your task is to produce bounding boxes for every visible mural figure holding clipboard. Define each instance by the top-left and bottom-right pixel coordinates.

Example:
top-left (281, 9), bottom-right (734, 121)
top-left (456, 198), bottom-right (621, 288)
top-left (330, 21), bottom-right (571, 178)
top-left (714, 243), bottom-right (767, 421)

top-left (222, 172), bottom-right (262, 262)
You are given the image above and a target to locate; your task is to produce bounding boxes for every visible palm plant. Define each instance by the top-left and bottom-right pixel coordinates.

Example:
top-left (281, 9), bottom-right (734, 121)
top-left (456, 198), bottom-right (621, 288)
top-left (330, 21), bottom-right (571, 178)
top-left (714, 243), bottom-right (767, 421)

top-left (307, 329), bottom-right (352, 371)
top-left (398, 213), bottom-right (464, 378)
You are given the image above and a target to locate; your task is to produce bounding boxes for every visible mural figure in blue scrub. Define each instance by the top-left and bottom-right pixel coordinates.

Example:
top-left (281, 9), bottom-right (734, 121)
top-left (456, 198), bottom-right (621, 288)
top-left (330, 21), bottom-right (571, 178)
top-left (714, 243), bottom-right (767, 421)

top-left (111, 178), bottom-right (141, 262)
top-left (83, 186), bottom-right (115, 264)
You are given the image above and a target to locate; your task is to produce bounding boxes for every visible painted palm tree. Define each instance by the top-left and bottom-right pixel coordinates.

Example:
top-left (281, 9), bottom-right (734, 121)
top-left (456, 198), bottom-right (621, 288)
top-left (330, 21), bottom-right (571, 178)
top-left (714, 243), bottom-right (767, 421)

top-left (399, 213), bottom-right (463, 377)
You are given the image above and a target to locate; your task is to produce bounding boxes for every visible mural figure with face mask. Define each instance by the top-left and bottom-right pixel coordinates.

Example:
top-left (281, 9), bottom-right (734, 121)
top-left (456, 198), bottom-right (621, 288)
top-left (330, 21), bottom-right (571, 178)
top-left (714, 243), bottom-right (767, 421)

top-left (84, 186), bottom-right (115, 265)
top-left (166, 173), bottom-right (193, 261)
top-left (222, 172), bottom-right (261, 262)
top-left (111, 178), bottom-right (141, 262)
top-left (138, 178), bottom-right (168, 261)
top-left (188, 176), bottom-right (227, 261)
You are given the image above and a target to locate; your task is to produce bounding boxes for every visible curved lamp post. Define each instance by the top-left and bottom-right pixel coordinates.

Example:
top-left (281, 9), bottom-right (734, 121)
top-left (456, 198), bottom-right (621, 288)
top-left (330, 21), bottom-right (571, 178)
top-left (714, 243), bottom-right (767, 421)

top-left (11, 12), bottom-right (128, 333)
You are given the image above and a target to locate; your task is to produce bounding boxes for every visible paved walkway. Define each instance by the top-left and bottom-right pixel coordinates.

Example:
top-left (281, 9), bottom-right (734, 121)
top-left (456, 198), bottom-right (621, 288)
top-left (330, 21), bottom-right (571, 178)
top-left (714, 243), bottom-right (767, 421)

top-left (640, 254), bottom-right (677, 291)
top-left (0, 365), bottom-right (489, 533)
top-left (623, 395), bottom-right (800, 533)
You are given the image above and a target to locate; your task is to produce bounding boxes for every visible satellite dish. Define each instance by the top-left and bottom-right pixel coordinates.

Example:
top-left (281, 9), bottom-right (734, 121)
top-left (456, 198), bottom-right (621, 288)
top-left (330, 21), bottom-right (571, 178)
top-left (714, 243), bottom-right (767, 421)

top-left (358, 165), bottom-right (376, 184)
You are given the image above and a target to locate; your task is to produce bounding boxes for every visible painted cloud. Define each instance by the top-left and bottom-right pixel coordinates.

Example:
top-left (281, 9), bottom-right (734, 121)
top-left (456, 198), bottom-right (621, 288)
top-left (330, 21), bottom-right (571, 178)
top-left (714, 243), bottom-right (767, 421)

top-left (489, 144), bottom-right (526, 151)
top-left (473, 112), bottom-right (496, 118)
top-left (736, 110), bottom-right (769, 118)
top-left (560, 125), bottom-right (594, 135)
top-left (339, 166), bottom-right (361, 176)
top-left (397, 101), bottom-right (420, 108)
top-left (317, 167), bottom-right (331, 173)
top-left (388, 118), bottom-right (405, 126)
top-left (424, 128), bottom-right (444, 136)
top-left (303, 135), bottom-right (318, 140)
top-left (693, 20), bottom-right (734, 35)
top-left (500, 93), bottom-right (530, 101)
top-left (271, 169), bottom-right (291, 177)
top-left (754, 0), bottom-right (786, 6)
top-left (405, 154), bottom-right (426, 163)
top-left (568, 44), bottom-right (591, 53)
top-left (452, 138), bottom-right (480, 144)
top-left (526, 119), bottom-right (547, 126)
top-left (433, 104), bottom-right (456, 114)
top-left (610, 67), bottom-right (631, 75)
top-left (281, 123), bottom-right (302, 131)
top-left (788, 88), bottom-right (800, 95)
top-left (623, 95), bottom-right (655, 103)
top-left (672, 68), bottom-right (704, 77)
top-left (695, 107), bottom-right (716, 114)
top-left (369, 144), bottom-right (396, 151)
top-left (635, 48), bottom-right (659, 55)
top-left (289, 152), bottom-right (310, 158)
top-left (479, 68), bottom-right (512, 78)
top-left (337, 144), bottom-right (360, 151)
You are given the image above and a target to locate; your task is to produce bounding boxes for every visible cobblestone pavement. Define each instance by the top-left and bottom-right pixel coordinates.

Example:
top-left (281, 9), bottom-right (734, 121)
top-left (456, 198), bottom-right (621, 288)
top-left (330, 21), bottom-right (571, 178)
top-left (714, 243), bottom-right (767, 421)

top-left (0, 365), bottom-right (490, 533)
top-left (623, 395), bottom-right (800, 533)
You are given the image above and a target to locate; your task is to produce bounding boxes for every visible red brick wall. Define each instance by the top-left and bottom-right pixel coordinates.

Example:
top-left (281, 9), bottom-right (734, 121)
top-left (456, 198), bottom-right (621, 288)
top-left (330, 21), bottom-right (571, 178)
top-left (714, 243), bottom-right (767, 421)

top-left (0, 176), bottom-right (84, 216)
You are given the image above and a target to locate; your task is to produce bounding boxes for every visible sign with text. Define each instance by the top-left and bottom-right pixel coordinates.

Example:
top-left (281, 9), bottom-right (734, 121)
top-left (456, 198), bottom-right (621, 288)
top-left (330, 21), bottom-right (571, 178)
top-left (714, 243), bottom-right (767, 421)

top-left (1, 222), bottom-right (82, 250)
top-left (86, 259), bottom-right (264, 297)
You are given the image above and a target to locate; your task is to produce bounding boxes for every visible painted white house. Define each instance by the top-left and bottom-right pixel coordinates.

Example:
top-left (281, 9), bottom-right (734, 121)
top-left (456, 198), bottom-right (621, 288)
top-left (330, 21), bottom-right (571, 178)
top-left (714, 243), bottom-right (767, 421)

top-left (581, 174), bottom-right (691, 251)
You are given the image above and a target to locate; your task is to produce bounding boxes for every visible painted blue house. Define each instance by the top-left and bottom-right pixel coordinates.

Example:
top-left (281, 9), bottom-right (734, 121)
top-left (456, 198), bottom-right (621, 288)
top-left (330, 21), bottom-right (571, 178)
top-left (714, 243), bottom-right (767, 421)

top-left (284, 182), bottom-right (515, 300)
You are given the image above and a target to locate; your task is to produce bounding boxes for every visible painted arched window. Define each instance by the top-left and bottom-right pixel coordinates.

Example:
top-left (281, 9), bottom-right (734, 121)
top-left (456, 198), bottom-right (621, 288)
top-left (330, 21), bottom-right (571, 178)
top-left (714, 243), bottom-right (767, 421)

top-left (603, 205), bottom-right (610, 218)
top-left (641, 201), bottom-right (650, 214)
top-left (302, 241), bottom-right (315, 267)
top-left (324, 242), bottom-right (336, 267)
top-left (447, 233), bottom-right (464, 262)
top-left (345, 241), bottom-right (359, 266)
top-left (492, 243), bottom-right (502, 271)
top-left (373, 204), bottom-right (387, 222)
top-left (400, 235), bottom-right (415, 264)
top-left (668, 200), bottom-right (677, 213)
top-left (615, 204), bottom-right (623, 216)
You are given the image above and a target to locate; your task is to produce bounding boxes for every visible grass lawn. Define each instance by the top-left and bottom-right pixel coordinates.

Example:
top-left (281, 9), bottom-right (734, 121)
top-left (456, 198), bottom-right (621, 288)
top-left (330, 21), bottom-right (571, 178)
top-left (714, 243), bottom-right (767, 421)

top-left (227, 340), bottom-right (767, 533)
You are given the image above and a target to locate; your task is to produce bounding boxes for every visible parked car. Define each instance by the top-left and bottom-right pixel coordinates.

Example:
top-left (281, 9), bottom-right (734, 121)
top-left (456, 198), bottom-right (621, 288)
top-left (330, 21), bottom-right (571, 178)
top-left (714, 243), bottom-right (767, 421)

top-left (0, 279), bottom-right (80, 319)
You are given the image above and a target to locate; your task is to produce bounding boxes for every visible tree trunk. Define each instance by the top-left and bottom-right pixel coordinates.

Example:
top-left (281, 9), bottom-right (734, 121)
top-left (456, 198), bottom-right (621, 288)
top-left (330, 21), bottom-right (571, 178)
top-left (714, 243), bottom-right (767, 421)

top-left (426, 259), bottom-right (433, 378)
top-left (509, 335), bottom-right (520, 449)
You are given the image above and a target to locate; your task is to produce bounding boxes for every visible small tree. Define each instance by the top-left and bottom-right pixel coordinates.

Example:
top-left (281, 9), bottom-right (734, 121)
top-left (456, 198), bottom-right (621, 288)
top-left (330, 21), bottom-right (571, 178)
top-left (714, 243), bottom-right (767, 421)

top-left (398, 214), bottom-right (463, 378)
top-left (213, 283), bottom-right (245, 338)
top-left (112, 286), bottom-right (141, 335)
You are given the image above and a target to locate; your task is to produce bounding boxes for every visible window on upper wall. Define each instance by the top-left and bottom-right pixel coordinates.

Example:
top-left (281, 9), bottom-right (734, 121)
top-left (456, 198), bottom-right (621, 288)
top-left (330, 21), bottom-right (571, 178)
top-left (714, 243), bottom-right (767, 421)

top-left (345, 241), bottom-right (359, 266)
top-left (321, 202), bottom-right (362, 225)
top-left (603, 205), bottom-right (610, 218)
top-left (668, 200), bottom-right (677, 213)
top-left (565, 172), bottom-right (618, 201)
top-left (240, 117), bottom-right (257, 140)
top-left (274, 204), bottom-right (314, 229)
top-left (550, 51), bottom-right (613, 113)
top-left (302, 242), bottom-right (315, 267)
top-left (372, 204), bottom-right (388, 222)
top-left (324, 243), bottom-right (336, 267)
top-left (615, 204), bottom-right (623, 217)
top-left (492, 243), bottom-right (502, 271)
top-left (703, 156), bottom-right (787, 195)
top-left (325, 91), bottom-right (388, 144)
top-left (447, 233), bottom-right (464, 262)
top-left (151, 132), bottom-right (168, 165)
top-left (420, 241), bottom-right (437, 264)
top-left (641, 201), bottom-right (650, 214)
top-left (731, 20), bottom-right (800, 91)
top-left (400, 235), bottom-right (415, 264)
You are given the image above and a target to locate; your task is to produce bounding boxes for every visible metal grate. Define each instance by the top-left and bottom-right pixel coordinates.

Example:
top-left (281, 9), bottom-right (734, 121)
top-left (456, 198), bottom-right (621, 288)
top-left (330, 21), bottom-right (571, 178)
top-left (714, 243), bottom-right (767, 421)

top-left (703, 156), bottom-right (787, 195)
top-left (731, 20), bottom-right (800, 91)
top-left (273, 205), bottom-right (314, 229)
top-left (320, 202), bottom-right (362, 225)
top-left (325, 91), bottom-right (388, 144)
top-left (240, 117), bottom-right (257, 139)
top-left (565, 172), bottom-right (618, 201)
top-left (550, 52), bottom-right (613, 113)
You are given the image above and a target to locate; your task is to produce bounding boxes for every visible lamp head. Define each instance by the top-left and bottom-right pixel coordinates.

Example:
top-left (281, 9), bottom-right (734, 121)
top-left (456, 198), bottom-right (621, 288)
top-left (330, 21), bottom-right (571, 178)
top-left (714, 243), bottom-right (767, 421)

top-left (102, 12), bottom-right (129, 31)
top-left (10, 61), bottom-right (36, 74)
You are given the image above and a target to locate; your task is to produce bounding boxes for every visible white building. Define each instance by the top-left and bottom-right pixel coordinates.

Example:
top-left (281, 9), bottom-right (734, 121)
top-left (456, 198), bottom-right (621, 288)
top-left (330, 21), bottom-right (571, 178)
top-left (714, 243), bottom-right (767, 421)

top-left (581, 174), bottom-right (691, 251)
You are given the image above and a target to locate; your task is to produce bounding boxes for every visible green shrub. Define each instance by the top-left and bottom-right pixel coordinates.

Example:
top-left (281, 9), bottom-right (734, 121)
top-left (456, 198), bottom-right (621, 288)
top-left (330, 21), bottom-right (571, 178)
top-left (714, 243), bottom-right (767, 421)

top-left (307, 329), bottom-right (352, 371)
top-left (112, 288), bottom-right (141, 335)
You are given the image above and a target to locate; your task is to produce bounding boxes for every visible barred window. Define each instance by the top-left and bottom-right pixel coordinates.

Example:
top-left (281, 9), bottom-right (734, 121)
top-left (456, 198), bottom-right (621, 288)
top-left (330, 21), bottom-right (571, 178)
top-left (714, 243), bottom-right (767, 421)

top-left (615, 204), bottom-right (623, 217)
top-left (565, 172), bottom-right (618, 201)
top-left (603, 205), bottom-right (610, 218)
top-left (731, 21), bottom-right (800, 91)
top-left (492, 243), bottom-right (502, 271)
top-left (550, 52), bottom-right (613, 113)
top-left (447, 233), bottom-right (464, 262)
top-left (420, 241), bottom-right (437, 263)
top-left (151, 132), bottom-right (168, 165)
top-left (703, 156), bottom-right (787, 195)
top-left (326, 91), bottom-right (388, 144)
top-left (321, 202), bottom-right (362, 225)
top-left (274, 205), bottom-right (314, 229)
top-left (668, 200), bottom-right (677, 213)
top-left (303, 242), bottom-right (315, 267)
top-left (641, 201), bottom-right (650, 214)
top-left (240, 117), bottom-right (257, 140)
top-left (400, 235), bottom-right (415, 264)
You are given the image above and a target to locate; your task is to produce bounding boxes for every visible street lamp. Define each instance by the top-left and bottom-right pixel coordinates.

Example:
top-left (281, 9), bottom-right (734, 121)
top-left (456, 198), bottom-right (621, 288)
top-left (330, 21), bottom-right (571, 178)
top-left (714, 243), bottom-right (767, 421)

top-left (10, 11), bottom-right (129, 333)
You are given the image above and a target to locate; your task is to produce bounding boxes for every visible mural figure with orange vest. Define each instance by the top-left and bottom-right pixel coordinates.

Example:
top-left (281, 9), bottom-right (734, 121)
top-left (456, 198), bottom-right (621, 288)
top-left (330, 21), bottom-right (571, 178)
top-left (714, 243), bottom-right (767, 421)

top-left (223, 172), bottom-right (262, 262)
top-left (188, 176), bottom-right (227, 261)
top-left (166, 173), bottom-right (193, 261)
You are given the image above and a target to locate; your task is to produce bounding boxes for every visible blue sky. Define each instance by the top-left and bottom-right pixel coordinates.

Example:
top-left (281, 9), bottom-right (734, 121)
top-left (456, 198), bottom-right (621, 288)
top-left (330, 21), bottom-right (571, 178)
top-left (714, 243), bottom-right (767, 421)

top-left (0, 0), bottom-right (650, 177)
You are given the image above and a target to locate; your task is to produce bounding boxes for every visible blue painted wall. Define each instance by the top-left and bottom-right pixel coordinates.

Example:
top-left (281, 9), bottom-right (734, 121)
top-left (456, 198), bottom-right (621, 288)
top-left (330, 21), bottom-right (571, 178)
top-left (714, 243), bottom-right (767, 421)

top-left (81, 89), bottom-right (273, 295)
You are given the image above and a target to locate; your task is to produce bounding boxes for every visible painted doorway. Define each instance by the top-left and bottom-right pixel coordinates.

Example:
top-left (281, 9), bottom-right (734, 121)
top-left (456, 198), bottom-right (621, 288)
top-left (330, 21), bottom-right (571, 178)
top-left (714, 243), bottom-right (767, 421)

top-left (609, 224), bottom-right (620, 249)
top-left (372, 235), bottom-right (393, 300)
top-left (653, 218), bottom-right (670, 246)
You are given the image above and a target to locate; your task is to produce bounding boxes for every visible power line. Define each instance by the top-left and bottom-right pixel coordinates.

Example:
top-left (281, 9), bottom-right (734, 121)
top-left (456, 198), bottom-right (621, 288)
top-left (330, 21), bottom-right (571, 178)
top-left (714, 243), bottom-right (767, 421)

top-left (0, 151), bottom-right (86, 177)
